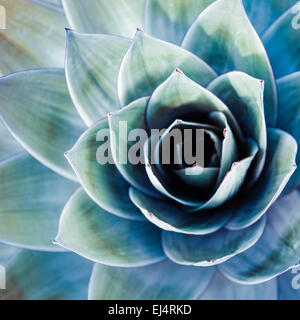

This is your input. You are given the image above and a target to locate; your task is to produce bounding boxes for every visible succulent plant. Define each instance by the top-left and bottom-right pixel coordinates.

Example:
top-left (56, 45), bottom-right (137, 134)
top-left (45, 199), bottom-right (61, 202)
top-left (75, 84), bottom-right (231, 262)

top-left (0, 0), bottom-right (300, 300)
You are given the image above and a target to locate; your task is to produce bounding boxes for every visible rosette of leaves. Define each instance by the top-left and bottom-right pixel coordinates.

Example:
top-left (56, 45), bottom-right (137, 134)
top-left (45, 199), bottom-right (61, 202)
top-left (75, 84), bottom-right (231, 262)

top-left (0, 0), bottom-right (300, 300)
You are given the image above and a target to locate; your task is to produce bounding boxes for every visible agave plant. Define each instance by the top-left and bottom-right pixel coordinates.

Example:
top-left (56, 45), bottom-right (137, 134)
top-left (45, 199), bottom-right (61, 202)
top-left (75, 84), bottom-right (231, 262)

top-left (0, 0), bottom-right (300, 300)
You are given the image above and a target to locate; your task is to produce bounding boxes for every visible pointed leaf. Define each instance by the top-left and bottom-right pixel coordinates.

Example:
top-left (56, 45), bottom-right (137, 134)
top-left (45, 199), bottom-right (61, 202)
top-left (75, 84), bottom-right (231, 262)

top-left (0, 251), bottom-right (92, 300)
top-left (62, 0), bottom-right (145, 37)
top-left (226, 128), bottom-right (297, 230)
top-left (0, 69), bottom-right (86, 181)
top-left (144, 123), bottom-right (256, 209)
top-left (200, 271), bottom-right (277, 300)
top-left (276, 72), bottom-right (300, 193)
top-left (88, 260), bottom-right (215, 300)
top-left (66, 118), bottom-right (145, 221)
top-left (146, 70), bottom-right (244, 142)
top-left (162, 216), bottom-right (265, 267)
top-left (65, 30), bottom-right (131, 126)
top-left (56, 188), bottom-right (165, 267)
top-left (182, 0), bottom-right (277, 126)
top-left (129, 187), bottom-right (231, 235)
top-left (220, 189), bottom-right (300, 284)
top-left (144, 0), bottom-right (216, 45)
top-left (118, 31), bottom-right (216, 106)
top-left (208, 112), bottom-right (239, 186)
top-left (109, 97), bottom-right (161, 198)
top-left (262, 5), bottom-right (300, 78)
top-left (0, 0), bottom-right (67, 75)
top-left (207, 72), bottom-right (267, 183)
top-left (0, 153), bottom-right (77, 251)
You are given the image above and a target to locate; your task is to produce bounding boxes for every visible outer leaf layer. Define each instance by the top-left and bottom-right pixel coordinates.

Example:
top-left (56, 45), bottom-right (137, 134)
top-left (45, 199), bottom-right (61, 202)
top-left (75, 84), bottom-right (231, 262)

top-left (66, 118), bottom-right (145, 221)
top-left (144, 0), bottom-right (216, 45)
top-left (0, 69), bottom-right (86, 181)
top-left (1, 251), bottom-right (92, 300)
top-left (56, 188), bottom-right (165, 267)
top-left (0, 0), bottom-right (67, 75)
top-left (162, 216), bottom-right (265, 266)
top-left (0, 153), bottom-right (77, 251)
top-left (65, 30), bottom-right (131, 125)
top-left (226, 128), bottom-right (297, 230)
top-left (62, 0), bottom-right (145, 37)
top-left (182, 0), bottom-right (277, 126)
top-left (118, 32), bottom-right (216, 106)
top-left (88, 260), bottom-right (215, 300)
top-left (220, 189), bottom-right (300, 284)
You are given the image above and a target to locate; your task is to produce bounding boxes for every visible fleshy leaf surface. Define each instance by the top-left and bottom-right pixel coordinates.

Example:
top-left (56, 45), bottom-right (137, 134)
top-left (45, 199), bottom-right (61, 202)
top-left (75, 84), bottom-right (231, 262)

top-left (226, 128), bottom-right (297, 230)
top-left (144, 0), bottom-right (216, 45)
top-left (276, 72), bottom-right (300, 193)
top-left (66, 118), bottom-right (145, 221)
top-left (243, 0), bottom-right (299, 35)
top-left (0, 243), bottom-right (20, 265)
top-left (118, 32), bottom-right (216, 106)
top-left (0, 119), bottom-right (23, 161)
top-left (208, 72), bottom-right (267, 183)
top-left (65, 30), bottom-right (131, 126)
top-left (88, 260), bottom-right (215, 300)
top-left (162, 216), bottom-right (265, 266)
top-left (0, 0), bottom-right (67, 75)
top-left (0, 153), bottom-right (77, 251)
top-left (0, 69), bottom-right (86, 181)
top-left (56, 188), bottom-right (165, 267)
top-left (146, 70), bottom-right (243, 142)
top-left (262, 5), bottom-right (300, 79)
top-left (129, 187), bottom-right (231, 235)
top-left (182, 0), bottom-right (277, 126)
top-left (200, 271), bottom-right (277, 300)
top-left (0, 251), bottom-right (92, 300)
top-left (220, 189), bottom-right (300, 284)
top-left (62, 0), bottom-right (145, 37)
top-left (109, 97), bottom-right (161, 198)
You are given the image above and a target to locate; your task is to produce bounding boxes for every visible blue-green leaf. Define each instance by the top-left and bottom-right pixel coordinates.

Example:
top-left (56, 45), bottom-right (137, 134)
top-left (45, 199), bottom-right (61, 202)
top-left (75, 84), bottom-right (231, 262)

top-left (88, 260), bottom-right (215, 300)
top-left (0, 153), bottom-right (77, 251)
top-left (208, 72), bottom-right (267, 183)
top-left (62, 0), bottom-right (145, 37)
top-left (118, 31), bottom-right (216, 106)
top-left (182, 0), bottom-right (277, 126)
top-left (243, 0), bottom-right (299, 36)
top-left (0, 251), bottom-right (92, 300)
top-left (262, 5), bottom-right (300, 79)
top-left (65, 30), bottom-right (131, 126)
top-left (129, 187), bottom-right (231, 235)
top-left (200, 271), bottom-right (277, 300)
top-left (66, 118), bottom-right (145, 221)
top-left (55, 188), bottom-right (165, 267)
top-left (162, 216), bottom-right (265, 266)
top-left (0, 0), bottom-right (67, 75)
top-left (146, 70), bottom-right (243, 141)
top-left (109, 97), bottom-right (162, 198)
top-left (0, 119), bottom-right (23, 161)
top-left (220, 189), bottom-right (300, 284)
top-left (226, 128), bottom-right (297, 230)
top-left (144, 0), bottom-right (216, 45)
top-left (0, 69), bottom-right (86, 181)
top-left (276, 72), bottom-right (300, 193)
top-left (0, 243), bottom-right (20, 265)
